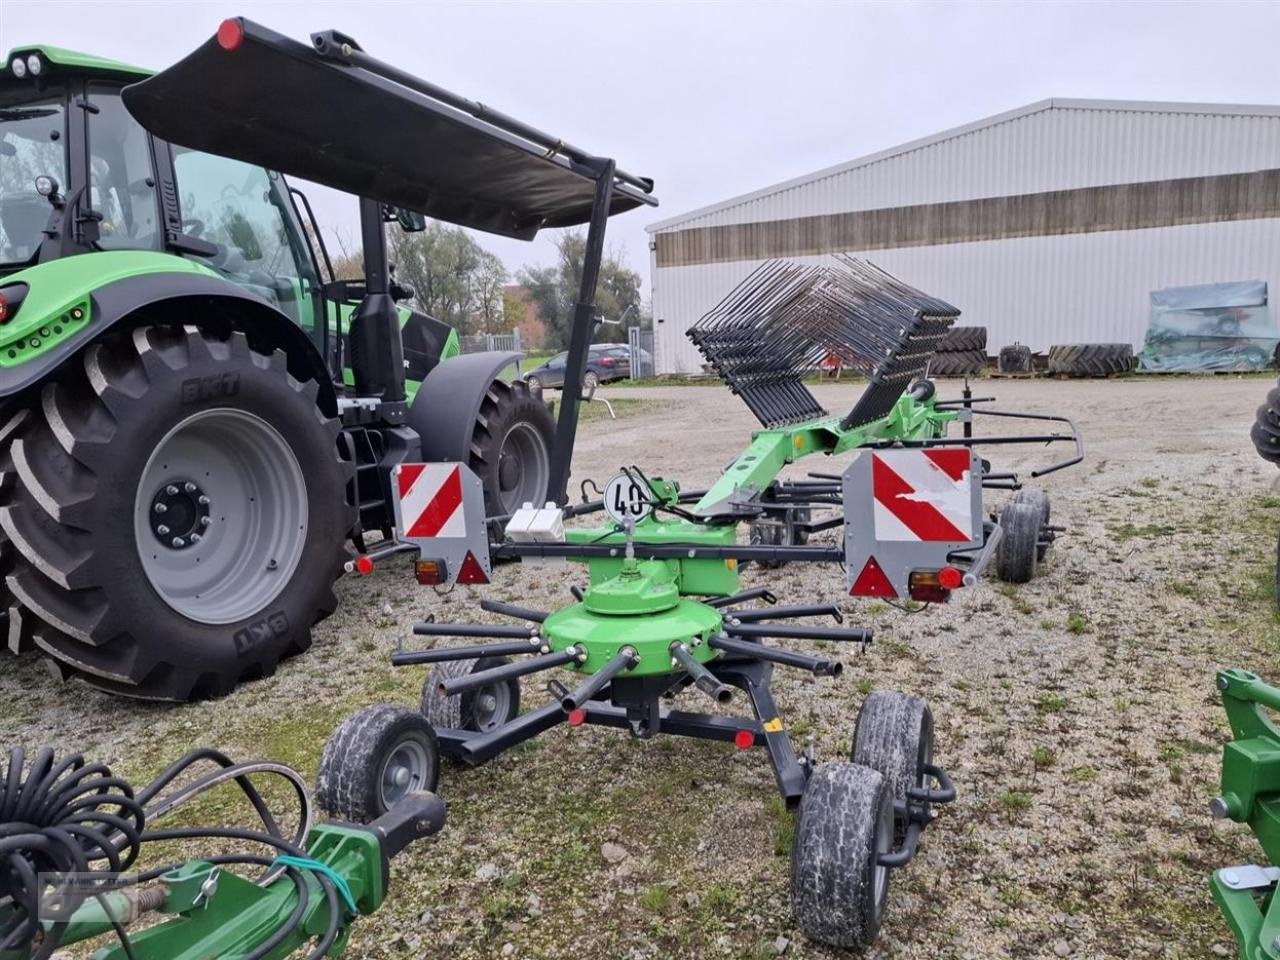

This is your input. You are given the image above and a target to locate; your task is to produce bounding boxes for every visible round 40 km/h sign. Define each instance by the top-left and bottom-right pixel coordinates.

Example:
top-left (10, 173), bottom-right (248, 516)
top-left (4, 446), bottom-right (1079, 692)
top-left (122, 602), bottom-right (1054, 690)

top-left (603, 473), bottom-right (654, 525)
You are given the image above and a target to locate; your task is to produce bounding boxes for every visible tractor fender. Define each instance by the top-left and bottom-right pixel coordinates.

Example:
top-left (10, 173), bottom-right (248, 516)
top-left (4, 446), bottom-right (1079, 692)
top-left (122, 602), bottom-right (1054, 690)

top-left (1, 268), bottom-right (336, 415)
top-left (408, 351), bottom-right (523, 461)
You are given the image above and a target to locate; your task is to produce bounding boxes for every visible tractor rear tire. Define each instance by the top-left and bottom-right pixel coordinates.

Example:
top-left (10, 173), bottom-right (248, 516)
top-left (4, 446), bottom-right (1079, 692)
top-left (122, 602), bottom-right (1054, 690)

top-left (928, 350), bottom-right (987, 377)
top-left (791, 761), bottom-right (893, 948)
top-left (468, 379), bottom-right (555, 528)
top-left (938, 325), bottom-right (987, 353)
top-left (995, 501), bottom-right (1040, 583)
top-left (316, 704), bottom-right (440, 823)
top-left (0, 409), bottom-right (35, 656)
top-left (0, 326), bottom-right (354, 700)
top-left (1046, 343), bottom-right (1134, 376)
top-left (1251, 385), bottom-right (1280, 465)
top-left (420, 656), bottom-right (522, 732)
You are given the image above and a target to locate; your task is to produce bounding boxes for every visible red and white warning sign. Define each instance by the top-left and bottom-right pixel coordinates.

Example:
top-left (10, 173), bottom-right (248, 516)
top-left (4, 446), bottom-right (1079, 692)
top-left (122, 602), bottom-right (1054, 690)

top-left (870, 449), bottom-right (974, 543)
top-left (396, 464), bottom-right (467, 538)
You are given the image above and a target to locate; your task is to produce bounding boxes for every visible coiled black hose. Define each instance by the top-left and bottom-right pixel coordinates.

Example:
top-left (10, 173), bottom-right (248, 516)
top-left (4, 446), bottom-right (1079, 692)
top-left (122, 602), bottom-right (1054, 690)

top-left (0, 747), bottom-right (341, 960)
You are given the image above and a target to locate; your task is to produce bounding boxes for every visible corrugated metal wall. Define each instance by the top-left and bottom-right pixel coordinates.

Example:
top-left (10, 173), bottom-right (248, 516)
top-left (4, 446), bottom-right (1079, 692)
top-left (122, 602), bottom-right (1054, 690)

top-left (649, 100), bottom-right (1280, 374)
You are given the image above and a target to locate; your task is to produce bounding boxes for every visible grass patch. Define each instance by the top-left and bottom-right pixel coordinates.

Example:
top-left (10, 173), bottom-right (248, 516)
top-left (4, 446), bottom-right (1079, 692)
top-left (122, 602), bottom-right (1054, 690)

top-left (640, 884), bottom-right (672, 913)
top-left (1113, 522), bottom-right (1178, 542)
top-left (766, 795), bottom-right (795, 857)
top-left (1036, 692), bottom-right (1068, 714)
top-left (1032, 746), bottom-right (1057, 768)
top-left (1066, 611), bottom-right (1089, 633)
top-left (998, 791), bottom-right (1033, 813)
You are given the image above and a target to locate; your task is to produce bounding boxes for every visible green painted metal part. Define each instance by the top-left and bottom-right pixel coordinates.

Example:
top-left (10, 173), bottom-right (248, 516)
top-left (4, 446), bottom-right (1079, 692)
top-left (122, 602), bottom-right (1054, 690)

top-left (541, 557), bottom-right (723, 676)
top-left (2, 823), bottom-right (386, 960)
top-left (3, 45), bottom-right (151, 79)
top-left (1212, 668), bottom-right (1280, 959)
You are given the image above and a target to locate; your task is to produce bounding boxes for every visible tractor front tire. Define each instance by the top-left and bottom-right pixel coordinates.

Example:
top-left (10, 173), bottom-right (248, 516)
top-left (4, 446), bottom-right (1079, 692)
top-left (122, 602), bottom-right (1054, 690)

top-left (791, 761), bottom-right (894, 948)
top-left (0, 326), bottom-right (354, 700)
top-left (468, 379), bottom-right (555, 525)
top-left (316, 705), bottom-right (440, 822)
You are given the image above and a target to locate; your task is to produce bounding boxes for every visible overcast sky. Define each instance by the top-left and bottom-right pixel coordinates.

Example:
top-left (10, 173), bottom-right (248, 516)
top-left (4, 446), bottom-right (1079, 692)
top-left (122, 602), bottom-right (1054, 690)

top-left (7, 0), bottom-right (1279, 295)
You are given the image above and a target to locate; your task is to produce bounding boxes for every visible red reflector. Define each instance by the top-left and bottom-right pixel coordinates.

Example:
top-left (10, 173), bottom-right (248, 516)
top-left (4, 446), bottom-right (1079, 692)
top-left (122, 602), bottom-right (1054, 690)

top-left (0, 293), bottom-right (8, 324)
top-left (456, 550), bottom-right (489, 585)
top-left (850, 556), bottom-right (897, 598)
top-left (938, 566), bottom-right (964, 590)
top-left (354, 556), bottom-right (374, 576)
top-left (734, 729), bottom-right (755, 751)
top-left (217, 19), bottom-right (244, 51)
top-left (567, 708), bottom-right (586, 727)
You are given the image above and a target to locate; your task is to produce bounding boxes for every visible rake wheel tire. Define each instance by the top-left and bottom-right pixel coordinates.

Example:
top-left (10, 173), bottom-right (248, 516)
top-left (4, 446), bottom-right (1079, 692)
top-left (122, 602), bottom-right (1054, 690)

top-left (1015, 488), bottom-right (1052, 561)
top-left (791, 761), bottom-right (893, 948)
top-left (938, 325), bottom-right (987, 353)
top-left (316, 704), bottom-right (440, 823)
top-left (852, 692), bottom-right (934, 804)
top-left (928, 349), bottom-right (987, 377)
top-left (996, 501), bottom-right (1040, 583)
top-left (421, 656), bottom-right (521, 732)
top-left (0, 326), bottom-right (354, 700)
top-left (1046, 343), bottom-right (1134, 376)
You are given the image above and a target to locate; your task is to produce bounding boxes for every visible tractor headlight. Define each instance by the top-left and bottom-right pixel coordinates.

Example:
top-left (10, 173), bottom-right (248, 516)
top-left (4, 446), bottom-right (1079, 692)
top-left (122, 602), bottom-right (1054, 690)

top-left (10, 57), bottom-right (26, 79)
top-left (25, 54), bottom-right (42, 77)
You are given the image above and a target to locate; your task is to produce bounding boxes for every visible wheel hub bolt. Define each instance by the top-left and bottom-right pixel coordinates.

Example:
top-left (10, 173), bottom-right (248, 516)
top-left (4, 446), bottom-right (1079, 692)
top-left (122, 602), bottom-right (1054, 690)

top-left (154, 503), bottom-right (167, 514)
top-left (172, 537), bottom-right (186, 548)
top-left (200, 516), bottom-right (211, 527)
top-left (166, 484), bottom-right (179, 496)
top-left (190, 532), bottom-right (202, 543)
top-left (157, 525), bottom-right (170, 536)
top-left (184, 482), bottom-right (197, 493)
top-left (198, 495), bottom-right (211, 506)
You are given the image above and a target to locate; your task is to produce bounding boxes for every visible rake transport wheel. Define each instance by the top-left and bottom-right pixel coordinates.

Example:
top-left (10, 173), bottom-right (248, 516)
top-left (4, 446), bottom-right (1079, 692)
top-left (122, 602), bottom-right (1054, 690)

top-left (995, 501), bottom-right (1041, 583)
top-left (0, 326), bottom-right (354, 700)
top-left (316, 704), bottom-right (441, 822)
top-left (749, 506), bottom-right (811, 569)
top-left (1014, 488), bottom-right (1052, 561)
top-left (421, 656), bottom-right (522, 732)
top-left (468, 379), bottom-right (554, 531)
top-left (852, 692), bottom-right (933, 804)
top-left (791, 761), bottom-right (894, 948)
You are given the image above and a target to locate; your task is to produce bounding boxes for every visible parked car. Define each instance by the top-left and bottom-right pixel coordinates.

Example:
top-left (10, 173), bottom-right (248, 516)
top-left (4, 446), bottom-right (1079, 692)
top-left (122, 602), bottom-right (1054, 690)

top-left (524, 346), bottom-right (631, 391)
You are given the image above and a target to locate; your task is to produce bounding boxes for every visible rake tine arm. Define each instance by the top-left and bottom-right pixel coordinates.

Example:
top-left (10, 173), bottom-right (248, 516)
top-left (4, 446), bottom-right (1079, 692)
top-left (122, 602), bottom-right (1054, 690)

top-left (710, 634), bottom-right (842, 676)
top-left (725, 623), bottom-right (872, 644)
top-left (723, 604), bottom-right (844, 624)
top-left (439, 646), bottom-right (584, 696)
top-left (391, 639), bottom-right (542, 667)
top-left (412, 622), bottom-right (538, 639)
top-left (670, 642), bottom-right (733, 705)
top-left (560, 647), bottom-right (639, 711)
top-left (479, 599), bottom-right (550, 623)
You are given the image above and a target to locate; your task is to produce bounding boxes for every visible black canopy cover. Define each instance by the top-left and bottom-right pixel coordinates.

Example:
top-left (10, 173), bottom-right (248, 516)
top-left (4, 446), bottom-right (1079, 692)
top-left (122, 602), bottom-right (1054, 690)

top-left (122, 19), bottom-right (656, 240)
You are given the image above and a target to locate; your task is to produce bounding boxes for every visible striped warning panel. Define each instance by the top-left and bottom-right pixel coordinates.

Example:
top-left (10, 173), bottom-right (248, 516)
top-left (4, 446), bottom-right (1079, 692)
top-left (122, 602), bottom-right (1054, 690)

top-left (396, 464), bottom-right (466, 539)
top-left (871, 449), bottom-right (973, 543)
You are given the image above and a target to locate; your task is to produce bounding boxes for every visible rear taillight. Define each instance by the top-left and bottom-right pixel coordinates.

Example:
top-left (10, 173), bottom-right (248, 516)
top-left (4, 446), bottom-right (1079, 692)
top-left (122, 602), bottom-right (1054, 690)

top-left (599, 356), bottom-right (616, 366)
top-left (907, 570), bottom-right (951, 604)
top-left (0, 292), bottom-right (8, 325)
top-left (0, 284), bottom-right (29, 325)
top-left (414, 559), bottom-right (447, 585)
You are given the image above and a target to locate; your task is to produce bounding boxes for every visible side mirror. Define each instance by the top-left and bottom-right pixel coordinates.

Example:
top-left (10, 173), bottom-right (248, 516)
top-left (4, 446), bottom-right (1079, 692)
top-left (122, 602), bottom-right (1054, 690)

top-left (396, 208), bottom-right (427, 232)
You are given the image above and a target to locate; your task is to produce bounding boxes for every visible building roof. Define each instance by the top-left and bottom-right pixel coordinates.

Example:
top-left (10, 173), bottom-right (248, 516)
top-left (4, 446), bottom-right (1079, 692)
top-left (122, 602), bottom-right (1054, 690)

top-left (646, 97), bottom-right (1280, 234)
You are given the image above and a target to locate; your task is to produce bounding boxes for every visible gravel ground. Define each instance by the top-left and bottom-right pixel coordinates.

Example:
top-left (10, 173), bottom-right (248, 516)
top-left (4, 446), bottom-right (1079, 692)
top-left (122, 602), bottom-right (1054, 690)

top-left (4, 374), bottom-right (1279, 960)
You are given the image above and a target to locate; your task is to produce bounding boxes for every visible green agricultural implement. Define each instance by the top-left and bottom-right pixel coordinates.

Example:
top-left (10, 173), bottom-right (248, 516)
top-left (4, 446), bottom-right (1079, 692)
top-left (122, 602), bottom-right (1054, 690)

top-left (1209, 668), bottom-right (1280, 959)
top-left (0, 22), bottom-right (654, 699)
top-left (318, 257), bottom-right (1083, 948)
top-left (0, 744), bottom-right (444, 959)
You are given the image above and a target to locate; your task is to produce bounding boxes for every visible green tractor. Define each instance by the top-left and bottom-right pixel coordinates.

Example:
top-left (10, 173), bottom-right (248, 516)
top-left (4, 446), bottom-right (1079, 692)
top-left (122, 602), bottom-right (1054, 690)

top-left (0, 28), bottom-right (655, 700)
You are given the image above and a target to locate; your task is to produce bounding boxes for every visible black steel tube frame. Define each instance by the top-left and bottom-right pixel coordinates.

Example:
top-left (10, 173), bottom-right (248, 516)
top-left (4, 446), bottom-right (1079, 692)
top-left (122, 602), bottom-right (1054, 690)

top-left (726, 623), bottom-right (872, 644)
top-left (412, 622), bottom-right (539, 639)
top-left (436, 700), bottom-right (568, 766)
top-left (723, 604), bottom-right (843, 624)
top-left (561, 647), bottom-right (639, 711)
top-left (479, 599), bottom-right (548, 623)
top-left (710, 634), bottom-right (843, 676)
top-left (707, 587), bottom-right (777, 609)
top-left (878, 763), bottom-right (956, 868)
top-left (491, 541), bottom-right (845, 564)
top-left (670, 643), bottom-right (733, 704)
top-left (391, 638), bottom-right (540, 667)
top-left (439, 647), bottom-right (581, 696)
top-left (548, 161), bottom-right (616, 505)
top-left (894, 405), bottom-right (1084, 479)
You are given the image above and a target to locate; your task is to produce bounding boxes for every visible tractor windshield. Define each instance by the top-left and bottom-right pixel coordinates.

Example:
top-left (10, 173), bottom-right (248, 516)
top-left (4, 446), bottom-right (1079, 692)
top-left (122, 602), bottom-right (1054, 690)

top-left (0, 91), bottom-right (66, 266)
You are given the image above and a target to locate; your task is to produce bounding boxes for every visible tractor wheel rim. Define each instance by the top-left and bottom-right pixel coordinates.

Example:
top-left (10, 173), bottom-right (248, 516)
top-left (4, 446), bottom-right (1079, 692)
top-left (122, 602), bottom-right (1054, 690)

top-left (133, 408), bottom-right (308, 625)
top-left (380, 739), bottom-right (431, 807)
top-left (495, 421), bottom-right (549, 515)
top-left (471, 682), bottom-right (512, 733)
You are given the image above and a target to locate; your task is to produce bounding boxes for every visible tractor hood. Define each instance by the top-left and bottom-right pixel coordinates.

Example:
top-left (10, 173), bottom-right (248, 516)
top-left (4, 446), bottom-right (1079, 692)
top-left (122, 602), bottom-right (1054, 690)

top-left (122, 18), bottom-right (657, 240)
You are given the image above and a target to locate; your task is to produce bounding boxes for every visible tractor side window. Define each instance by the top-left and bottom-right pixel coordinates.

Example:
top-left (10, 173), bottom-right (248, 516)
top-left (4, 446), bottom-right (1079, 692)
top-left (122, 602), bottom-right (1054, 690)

top-left (87, 85), bottom-right (160, 252)
top-left (171, 148), bottom-right (318, 325)
top-left (0, 94), bottom-right (67, 265)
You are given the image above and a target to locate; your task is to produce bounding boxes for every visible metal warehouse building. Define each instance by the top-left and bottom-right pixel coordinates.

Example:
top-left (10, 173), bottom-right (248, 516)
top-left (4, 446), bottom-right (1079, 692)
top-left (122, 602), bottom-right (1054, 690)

top-left (646, 98), bottom-right (1280, 375)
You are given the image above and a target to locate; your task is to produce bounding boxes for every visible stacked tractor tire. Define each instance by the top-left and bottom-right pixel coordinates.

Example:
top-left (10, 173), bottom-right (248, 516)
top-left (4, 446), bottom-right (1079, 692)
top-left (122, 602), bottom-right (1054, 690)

top-left (1045, 343), bottom-right (1136, 377)
top-left (928, 326), bottom-right (988, 377)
